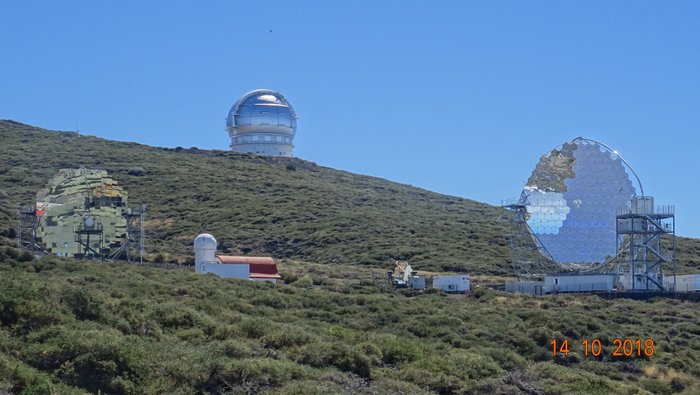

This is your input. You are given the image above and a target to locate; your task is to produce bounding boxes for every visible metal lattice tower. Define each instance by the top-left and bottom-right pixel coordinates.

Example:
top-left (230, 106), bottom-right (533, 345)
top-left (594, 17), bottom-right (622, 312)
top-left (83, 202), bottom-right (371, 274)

top-left (74, 214), bottom-right (104, 260)
top-left (108, 204), bottom-right (146, 264)
top-left (616, 196), bottom-right (675, 291)
top-left (17, 204), bottom-right (47, 254)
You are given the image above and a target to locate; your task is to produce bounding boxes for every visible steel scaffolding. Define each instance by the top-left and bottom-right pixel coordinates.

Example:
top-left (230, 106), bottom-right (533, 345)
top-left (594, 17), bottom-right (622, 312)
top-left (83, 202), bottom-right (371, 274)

top-left (616, 196), bottom-right (675, 291)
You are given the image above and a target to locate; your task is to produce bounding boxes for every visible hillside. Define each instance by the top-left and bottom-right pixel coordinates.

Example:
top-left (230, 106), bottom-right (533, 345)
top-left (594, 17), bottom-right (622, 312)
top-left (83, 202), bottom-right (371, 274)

top-left (1, 121), bottom-right (700, 394)
top-left (1, 255), bottom-right (699, 394)
top-left (0, 120), bottom-right (512, 274)
top-left (1, 120), bottom-right (699, 275)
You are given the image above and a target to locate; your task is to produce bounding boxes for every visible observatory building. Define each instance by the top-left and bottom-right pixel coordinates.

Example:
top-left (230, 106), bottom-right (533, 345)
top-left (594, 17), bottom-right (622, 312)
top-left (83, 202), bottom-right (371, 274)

top-left (503, 138), bottom-right (641, 278)
top-left (226, 89), bottom-right (297, 157)
top-left (194, 233), bottom-right (282, 283)
top-left (34, 168), bottom-right (129, 258)
top-left (523, 138), bottom-right (637, 267)
top-left (504, 137), bottom-right (678, 293)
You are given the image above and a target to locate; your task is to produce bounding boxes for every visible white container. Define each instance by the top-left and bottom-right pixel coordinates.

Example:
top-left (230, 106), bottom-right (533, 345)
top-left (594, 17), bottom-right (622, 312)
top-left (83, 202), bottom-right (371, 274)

top-left (409, 276), bottom-right (426, 290)
top-left (506, 281), bottom-right (544, 295)
top-left (666, 274), bottom-right (700, 292)
top-left (544, 274), bottom-right (614, 293)
top-left (433, 275), bottom-right (470, 293)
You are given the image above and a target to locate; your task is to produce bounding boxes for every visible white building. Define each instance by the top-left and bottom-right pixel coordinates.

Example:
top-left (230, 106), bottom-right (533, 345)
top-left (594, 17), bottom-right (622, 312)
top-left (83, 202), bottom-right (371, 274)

top-left (506, 281), bottom-right (544, 295)
top-left (193, 233), bottom-right (281, 283)
top-left (665, 274), bottom-right (700, 292)
top-left (432, 275), bottom-right (470, 293)
top-left (544, 274), bottom-right (614, 294)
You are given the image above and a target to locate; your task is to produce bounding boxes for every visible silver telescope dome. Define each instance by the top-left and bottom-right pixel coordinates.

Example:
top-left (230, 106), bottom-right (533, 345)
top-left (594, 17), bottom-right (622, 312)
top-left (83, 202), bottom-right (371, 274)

top-left (226, 89), bottom-right (297, 157)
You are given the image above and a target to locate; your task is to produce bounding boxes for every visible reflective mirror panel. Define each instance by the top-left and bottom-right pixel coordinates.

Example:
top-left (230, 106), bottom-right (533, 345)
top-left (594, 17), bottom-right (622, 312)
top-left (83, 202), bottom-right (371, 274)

top-left (523, 139), bottom-right (636, 266)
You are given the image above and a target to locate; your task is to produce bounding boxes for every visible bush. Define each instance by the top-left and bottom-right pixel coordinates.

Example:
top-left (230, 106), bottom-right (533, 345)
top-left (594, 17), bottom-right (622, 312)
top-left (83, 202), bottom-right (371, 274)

top-left (292, 275), bottom-right (313, 288)
top-left (399, 350), bottom-right (502, 392)
top-left (62, 287), bottom-right (102, 321)
top-left (292, 342), bottom-right (371, 378)
top-left (56, 331), bottom-right (147, 393)
top-left (0, 354), bottom-right (76, 394)
top-left (220, 339), bottom-right (253, 359)
top-left (200, 358), bottom-right (310, 393)
top-left (153, 304), bottom-right (215, 334)
top-left (17, 250), bottom-right (34, 262)
top-left (127, 167), bottom-right (146, 176)
top-left (2, 247), bottom-right (19, 260)
top-left (240, 318), bottom-right (273, 339)
top-left (0, 278), bottom-right (63, 331)
top-left (479, 347), bottom-right (527, 370)
top-left (377, 334), bottom-right (422, 365)
top-left (262, 326), bottom-right (313, 349)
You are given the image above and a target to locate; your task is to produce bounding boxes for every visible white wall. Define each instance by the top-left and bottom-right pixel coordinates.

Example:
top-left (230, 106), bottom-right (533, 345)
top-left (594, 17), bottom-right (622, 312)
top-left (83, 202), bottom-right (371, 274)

top-left (506, 281), bottom-right (544, 295)
top-left (544, 274), bottom-right (614, 293)
top-left (432, 275), bottom-right (470, 292)
top-left (665, 274), bottom-right (700, 292)
top-left (201, 263), bottom-right (250, 280)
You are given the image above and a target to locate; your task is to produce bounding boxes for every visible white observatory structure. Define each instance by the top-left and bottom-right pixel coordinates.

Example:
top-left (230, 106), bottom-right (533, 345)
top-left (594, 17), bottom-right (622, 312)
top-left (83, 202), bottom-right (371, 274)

top-left (193, 233), bottom-right (281, 283)
top-left (194, 233), bottom-right (218, 271)
top-left (226, 89), bottom-right (297, 157)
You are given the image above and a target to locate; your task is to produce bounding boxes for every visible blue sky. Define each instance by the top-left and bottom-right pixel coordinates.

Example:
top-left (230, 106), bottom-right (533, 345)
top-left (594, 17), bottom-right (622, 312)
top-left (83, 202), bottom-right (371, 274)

top-left (2, 1), bottom-right (699, 237)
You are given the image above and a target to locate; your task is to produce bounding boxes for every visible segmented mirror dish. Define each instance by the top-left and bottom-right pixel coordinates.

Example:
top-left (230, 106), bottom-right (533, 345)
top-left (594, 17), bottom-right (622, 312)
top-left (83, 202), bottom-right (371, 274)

top-left (523, 139), bottom-right (637, 268)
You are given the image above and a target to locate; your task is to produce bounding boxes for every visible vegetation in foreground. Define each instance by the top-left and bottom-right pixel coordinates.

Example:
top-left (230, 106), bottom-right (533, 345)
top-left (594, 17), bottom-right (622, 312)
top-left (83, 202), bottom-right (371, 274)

top-left (1, 252), bottom-right (699, 394)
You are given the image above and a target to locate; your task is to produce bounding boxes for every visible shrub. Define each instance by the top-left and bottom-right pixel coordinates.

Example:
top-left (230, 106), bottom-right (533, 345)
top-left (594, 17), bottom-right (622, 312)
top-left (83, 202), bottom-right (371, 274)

top-left (250, 293), bottom-right (288, 309)
top-left (377, 334), bottom-right (422, 365)
top-left (640, 378), bottom-right (673, 395)
top-left (400, 350), bottom-right (502, 392)
top-left (0, 278), bottom-right (63, 331)
top-left (62, 287), bottom-right (103, 321)
top-left (153, 304), bottom-right (215, 334)
top-left (220, 339), bottom-right (253, 359)
top-left (200, 358), bottom-right (310, 393)
top-left (479, 347), bottom-right (526, 370)
top-left (3, 247), bottom-right (19, 260)
top-left (55, 331), bottom-right (147, 393)
top-left (292, 275), bottom-right (313, 288)
top-left (0, 354), bottom-right (76, 394)
top-left (240, 318), bottom-right (273, 339)
top-left (262, 326), bottom-right (313, 349)
top-left (291, 342), bottom-right (371, 378)
top-left (17, 250), bottom-right (34, 262)
top-left (358, 342), bottom-right (382, 364)
top-left (176, 327), bottom-right (206, 341)
top-left (127, 167), bottom-right (146, 176)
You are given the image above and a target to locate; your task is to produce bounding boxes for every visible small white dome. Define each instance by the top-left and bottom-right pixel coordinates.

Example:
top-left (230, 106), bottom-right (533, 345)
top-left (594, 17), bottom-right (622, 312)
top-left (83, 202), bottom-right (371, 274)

top-left (194, 233), bottom-right (217, 248)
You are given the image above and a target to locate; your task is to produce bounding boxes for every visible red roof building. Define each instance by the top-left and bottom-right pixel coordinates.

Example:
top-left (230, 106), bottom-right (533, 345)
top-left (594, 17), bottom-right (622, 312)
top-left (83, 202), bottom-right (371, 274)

top-left (216, 255), bottom-right (282, 283)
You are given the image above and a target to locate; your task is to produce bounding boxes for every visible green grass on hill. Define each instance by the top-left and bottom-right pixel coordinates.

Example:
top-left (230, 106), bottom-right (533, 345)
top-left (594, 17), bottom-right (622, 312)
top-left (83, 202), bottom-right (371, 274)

top-left (0, 253), bottom-right (699, 394)
top-left (1, 120), bottom-right (699, 275)
top-left (1, 121), bottom-right (700, 394)
top-left (0, 120), bottom-right (514, 274)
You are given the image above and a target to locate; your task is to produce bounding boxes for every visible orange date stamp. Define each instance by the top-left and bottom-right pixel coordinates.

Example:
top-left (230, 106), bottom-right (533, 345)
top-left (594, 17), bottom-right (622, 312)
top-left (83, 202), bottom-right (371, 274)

top-left (550, 338), bottom-right (655, 358)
